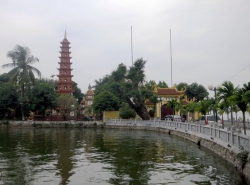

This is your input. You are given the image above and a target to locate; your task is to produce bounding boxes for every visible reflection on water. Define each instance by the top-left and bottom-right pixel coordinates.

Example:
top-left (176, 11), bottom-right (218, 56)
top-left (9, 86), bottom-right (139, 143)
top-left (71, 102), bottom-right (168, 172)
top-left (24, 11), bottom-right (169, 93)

top-left (0, 128), bottom-right (247, 185)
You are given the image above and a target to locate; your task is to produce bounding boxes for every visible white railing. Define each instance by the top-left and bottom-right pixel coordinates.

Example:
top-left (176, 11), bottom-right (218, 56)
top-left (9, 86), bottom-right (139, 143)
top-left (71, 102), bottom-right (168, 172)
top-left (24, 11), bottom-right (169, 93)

top-left (106, 118), bottom-right (250, 152)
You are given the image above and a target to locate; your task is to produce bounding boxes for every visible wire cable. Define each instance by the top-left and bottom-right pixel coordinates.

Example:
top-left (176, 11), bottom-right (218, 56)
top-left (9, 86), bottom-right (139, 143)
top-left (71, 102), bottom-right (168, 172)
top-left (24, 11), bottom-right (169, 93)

top-left (226, 63), bottom-right (250, 81)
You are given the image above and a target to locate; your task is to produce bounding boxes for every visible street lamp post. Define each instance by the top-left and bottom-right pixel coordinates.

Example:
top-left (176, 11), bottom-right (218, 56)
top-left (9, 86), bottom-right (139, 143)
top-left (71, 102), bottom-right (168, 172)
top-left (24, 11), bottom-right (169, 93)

top-left (208, 85), bottom-right (221, 123)
top-left (157, 97), bottom-right (163, 119)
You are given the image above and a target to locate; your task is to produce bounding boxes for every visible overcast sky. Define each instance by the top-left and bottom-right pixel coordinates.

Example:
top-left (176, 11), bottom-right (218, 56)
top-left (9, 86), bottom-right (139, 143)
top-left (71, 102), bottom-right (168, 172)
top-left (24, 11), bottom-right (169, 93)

top-left (0, 0), bottom-right (250, 97)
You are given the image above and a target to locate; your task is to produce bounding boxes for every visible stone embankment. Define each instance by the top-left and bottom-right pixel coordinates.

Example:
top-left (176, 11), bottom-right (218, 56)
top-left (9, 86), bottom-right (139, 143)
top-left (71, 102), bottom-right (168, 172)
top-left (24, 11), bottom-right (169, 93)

top-left (0, 120), bottom-right (103, 128)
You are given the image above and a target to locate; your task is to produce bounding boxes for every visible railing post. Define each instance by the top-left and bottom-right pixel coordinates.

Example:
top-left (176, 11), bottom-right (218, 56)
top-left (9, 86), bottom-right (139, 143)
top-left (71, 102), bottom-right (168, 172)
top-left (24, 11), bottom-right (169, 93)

top-left (210, 124), bottom-right (212, 136)
top-left (237, 130), bottom-right (240, 147)
top-left (226, 127), bottom-right (230, 143)
top-left (231, 127), bottom-right (234, 145)
top-left (249, 136), bottom-right (250, 150)
top-left (213, 124), bottom-right (216, 138)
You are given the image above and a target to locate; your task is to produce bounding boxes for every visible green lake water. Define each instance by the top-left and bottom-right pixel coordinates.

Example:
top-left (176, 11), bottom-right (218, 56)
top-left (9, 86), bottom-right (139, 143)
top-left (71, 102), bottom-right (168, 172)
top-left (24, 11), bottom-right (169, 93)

top-left (0, 128), bottom-right (247, 185)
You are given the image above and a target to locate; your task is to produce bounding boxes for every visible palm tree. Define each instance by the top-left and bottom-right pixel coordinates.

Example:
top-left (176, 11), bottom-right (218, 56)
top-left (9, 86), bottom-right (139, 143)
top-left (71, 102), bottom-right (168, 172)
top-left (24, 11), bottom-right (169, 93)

top-left (2, 45), bottom-right (41, 120)
top-left (166, 99), bottom-right (179, 115)
top-left (217, 81), bottom-right (237, 126)
top-left (197, 100), bottom-right (210, 124)
top-left (232, 88), bottom-right (249, 135)
top-left (186, 102), bottom-right (198, 121)
top-left (218, 102), bottom-right (228, 129)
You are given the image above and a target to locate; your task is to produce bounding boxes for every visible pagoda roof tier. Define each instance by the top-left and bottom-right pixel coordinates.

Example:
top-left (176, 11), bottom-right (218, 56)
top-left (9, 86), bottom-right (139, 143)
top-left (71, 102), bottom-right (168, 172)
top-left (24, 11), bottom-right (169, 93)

top-left (58, 62), bottom-right (72, 64)
top-left (57, 74), bottom-right (74, 77)
top-left (57, 81), bottom-right (74, 85)
top-left (155, 87), bottom-right (185, 96)
top-left (59, 56), bottom-right (72, 59)
top-left (57, 68), bottom-right (73, 71)
top-left (59, 51), bottom-right (71, 54)
top-left (60, 46), bottom-right (71, 49)
top-left (60, 39), bottom-right (70, 44)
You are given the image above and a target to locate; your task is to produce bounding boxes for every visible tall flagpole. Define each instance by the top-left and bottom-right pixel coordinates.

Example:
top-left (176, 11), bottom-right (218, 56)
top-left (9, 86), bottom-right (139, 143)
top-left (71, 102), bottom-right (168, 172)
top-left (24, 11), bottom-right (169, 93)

top-left (170, 29), bottom-right (172, 87)
top-left (131, 26), bottom-right (133, 65)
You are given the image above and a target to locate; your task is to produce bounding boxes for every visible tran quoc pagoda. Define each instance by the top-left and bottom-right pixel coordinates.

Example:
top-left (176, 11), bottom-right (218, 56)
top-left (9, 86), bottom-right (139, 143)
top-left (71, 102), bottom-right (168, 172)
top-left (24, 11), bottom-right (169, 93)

top-left (56, 31), bottom-right (75, 95)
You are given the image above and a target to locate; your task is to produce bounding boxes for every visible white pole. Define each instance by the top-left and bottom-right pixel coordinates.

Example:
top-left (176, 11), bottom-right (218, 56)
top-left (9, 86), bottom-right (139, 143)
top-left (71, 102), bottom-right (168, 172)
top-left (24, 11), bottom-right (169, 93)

top-left (170, 29), bottom-right (172, 87)
top-left (131, 26), bottom-right (133, 65)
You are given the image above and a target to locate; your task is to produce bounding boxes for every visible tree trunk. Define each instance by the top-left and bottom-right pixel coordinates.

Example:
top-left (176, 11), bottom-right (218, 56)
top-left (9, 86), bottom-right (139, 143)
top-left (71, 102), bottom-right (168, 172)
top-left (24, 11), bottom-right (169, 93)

top-left (243, 111), bottom-right (246, 135)
top-left (230, 106), bottom-right (233, 126)
top-left (124, 95), bottom-right (150, 120)
top-left (135, 105), bottom-right (150, 120)
top-left (21, 83), bottom-right (25, 121)
top-left (221, 114), bottom-right (224, 129)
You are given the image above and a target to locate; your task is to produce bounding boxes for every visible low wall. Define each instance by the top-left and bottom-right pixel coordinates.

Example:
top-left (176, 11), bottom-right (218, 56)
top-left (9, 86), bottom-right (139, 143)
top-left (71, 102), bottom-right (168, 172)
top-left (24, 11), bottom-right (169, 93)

top-left (105, 119), bottom-right (250, 184)
top-left (0, 120), bottom-right (103, 128)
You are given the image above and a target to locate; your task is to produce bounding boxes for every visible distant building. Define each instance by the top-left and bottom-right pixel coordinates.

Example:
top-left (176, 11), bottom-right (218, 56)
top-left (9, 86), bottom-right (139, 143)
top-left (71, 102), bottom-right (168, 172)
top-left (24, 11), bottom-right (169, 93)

top-left (56, 31), bottom-right (75, 95)
top-left (145, 84), bottom-right (194, 120)
top-left (80, 84), bottom-right (95, 115)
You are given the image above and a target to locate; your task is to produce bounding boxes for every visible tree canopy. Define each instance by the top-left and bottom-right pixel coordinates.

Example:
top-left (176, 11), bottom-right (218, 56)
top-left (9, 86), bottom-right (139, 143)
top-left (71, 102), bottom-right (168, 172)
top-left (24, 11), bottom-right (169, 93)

top-left (28, 81), bottom-right (58, 116)
top-left (56, 94), bottom-right (78, 120)
top-left (185, 83), bottom-right (208, 102)
top-left (0, 82), bottom-right (19, 119)
top-left (2, 45), bottom-right (41, 120)
top-left (93, 58), bottom-right (155, 120)
top-left (92, 91), bottom-right (120, 113)
top-left (119, 102), bottom-right (136, 119)
top-left (176, 82), bottom-right (188, 91)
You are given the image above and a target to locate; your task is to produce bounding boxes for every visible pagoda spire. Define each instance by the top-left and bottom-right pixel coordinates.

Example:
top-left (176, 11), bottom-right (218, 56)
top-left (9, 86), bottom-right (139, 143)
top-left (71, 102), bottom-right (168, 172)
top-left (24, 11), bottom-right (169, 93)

top-left (64, 30), bottom-right (67, 39)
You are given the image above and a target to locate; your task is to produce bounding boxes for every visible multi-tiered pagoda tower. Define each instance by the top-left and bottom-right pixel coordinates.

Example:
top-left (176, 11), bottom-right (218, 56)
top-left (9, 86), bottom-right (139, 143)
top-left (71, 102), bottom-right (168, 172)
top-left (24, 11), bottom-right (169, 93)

top-left (56, 31), bottom-right (75, 95)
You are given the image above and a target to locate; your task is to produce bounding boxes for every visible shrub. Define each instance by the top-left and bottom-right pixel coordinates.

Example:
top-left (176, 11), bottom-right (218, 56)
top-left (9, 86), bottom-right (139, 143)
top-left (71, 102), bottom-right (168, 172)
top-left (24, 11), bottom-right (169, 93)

top-left (82, 116), bottom-right (91, 121)
top-left (236, 146), bottom-right (249, 170)
top-left (119, 103), bottom-right (136, 119)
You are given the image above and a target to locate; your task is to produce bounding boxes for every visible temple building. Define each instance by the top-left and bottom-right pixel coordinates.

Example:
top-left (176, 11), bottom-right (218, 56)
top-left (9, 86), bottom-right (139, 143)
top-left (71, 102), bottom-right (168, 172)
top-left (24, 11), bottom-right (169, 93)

top-left (56, 31), bottom-right (75, 95)
top-left (145, 84), bottom-right (193, 120)
top-left (80, 84), bottom-right (95, 115)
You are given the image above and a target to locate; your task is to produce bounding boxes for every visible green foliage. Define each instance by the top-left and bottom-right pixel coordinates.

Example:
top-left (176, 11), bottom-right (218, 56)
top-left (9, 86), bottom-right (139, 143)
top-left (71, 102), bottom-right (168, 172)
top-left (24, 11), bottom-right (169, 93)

top-left (231, 83), bottom-right (250, 134)
top-left (197, 100), bottom-right (210, 116)
top-left (186, 102), bottom-right (198, 113)
top-left (0, 73), bottom-right (11, 83)
top-left (93, 75), bottom-right (111, 95)
top-left (0, 82), bottom-right (19, 119)
top-left (176, 82), bottom-right (188, 91)
top-left (82, 116), bottom-right (91, 121)
top-left (185, 83), bottom-right (208, 102)
top-left (166, 99), bottom-right (180, 115)
top-left (56, 94), bottom-right (78, 120)
top-left (92, 91), bottom-right (120, 113)
top-left (119, 103), bottom-right (136, 119)
top-left (2, 45), bottom-right (41, 120)
top-left (72, 82), bottom-right (84, 103)
top-left (158, 81), bottom-right (168, 88)
top-left (93, 58), bottom-right (154, 120)
top-left (236, 146), bottom-right (249, 170)
top-left (145, 80), bottom-right (156, 90)
top-left (217, 81), bottom-right (237, 126)
top-left (28, 81), bottom-right (57, 115)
